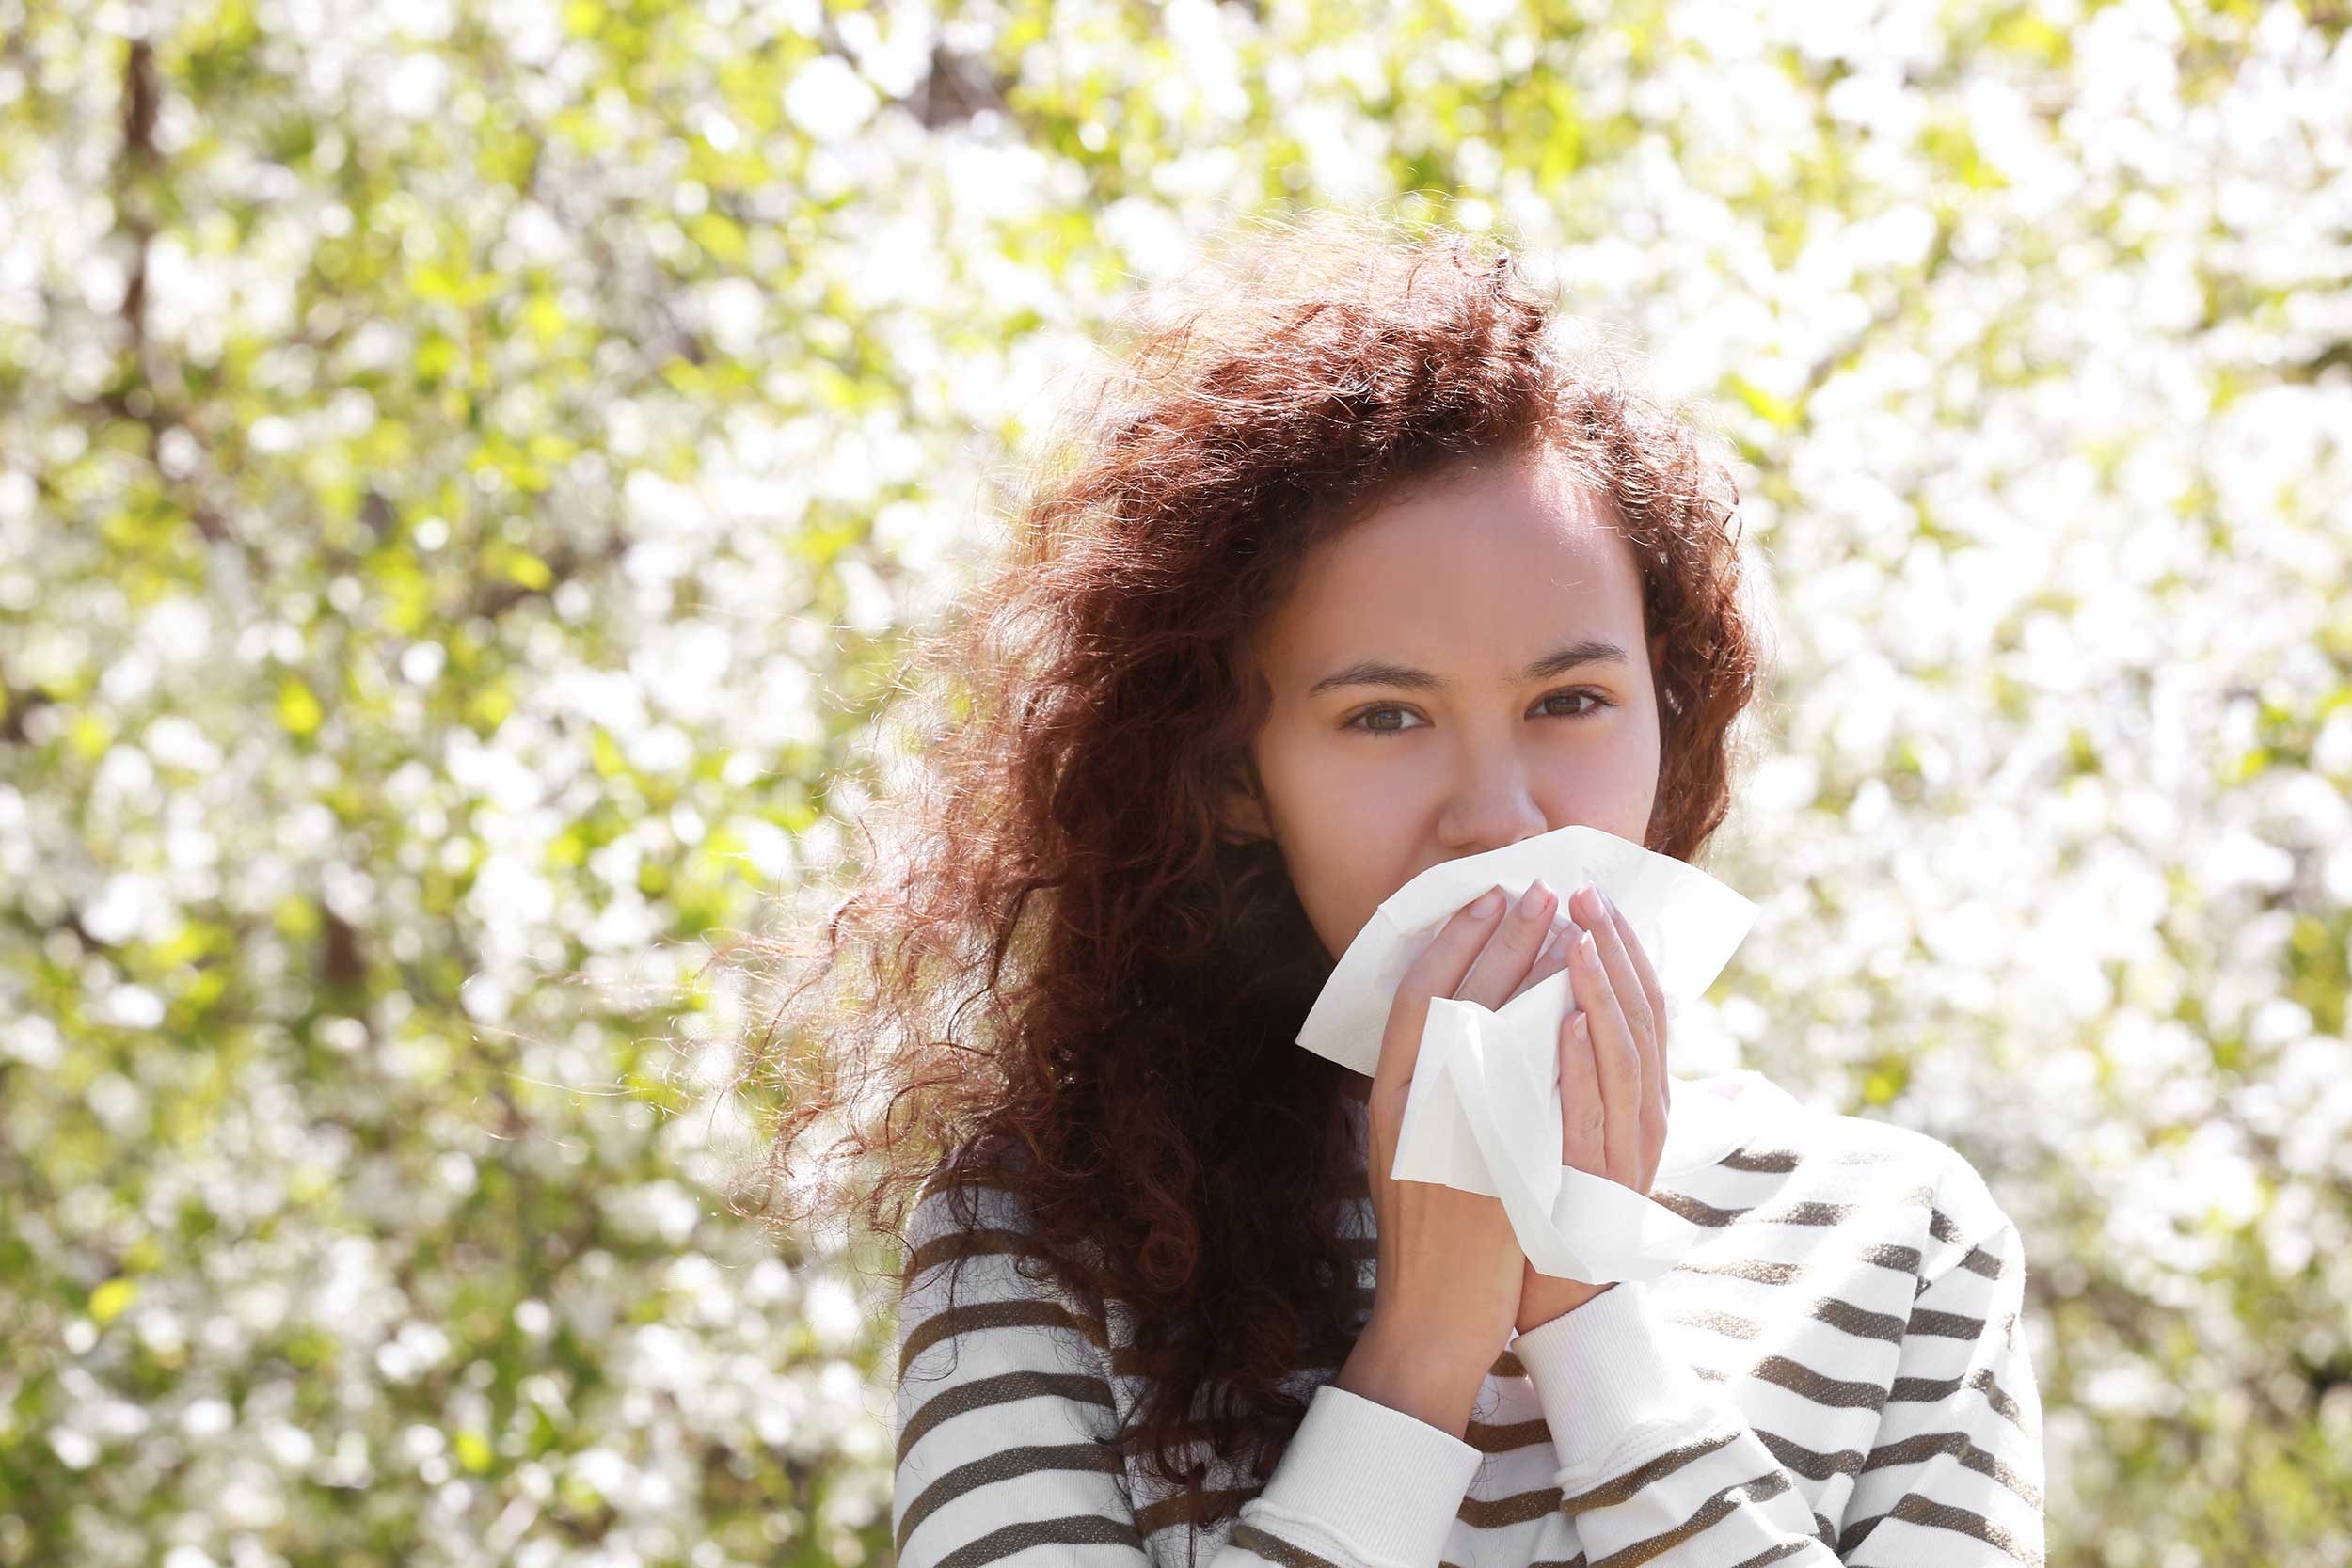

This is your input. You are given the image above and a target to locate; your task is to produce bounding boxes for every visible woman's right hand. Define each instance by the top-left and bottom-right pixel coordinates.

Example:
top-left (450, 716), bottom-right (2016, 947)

top-left (1334, 878), bottom-right (1580, 1437)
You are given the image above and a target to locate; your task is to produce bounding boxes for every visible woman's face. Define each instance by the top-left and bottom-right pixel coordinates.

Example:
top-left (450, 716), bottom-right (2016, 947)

top-left (1223, 445), bottom-right (1669, 983)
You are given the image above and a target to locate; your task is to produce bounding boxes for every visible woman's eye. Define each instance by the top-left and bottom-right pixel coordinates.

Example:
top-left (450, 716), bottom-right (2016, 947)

top-left (1344, 689), bottom-right (1611, 736)
top-left (1347, 705), bottom-right (1422, 735)
top-left (1539, 689), bottom-right (1608, 720)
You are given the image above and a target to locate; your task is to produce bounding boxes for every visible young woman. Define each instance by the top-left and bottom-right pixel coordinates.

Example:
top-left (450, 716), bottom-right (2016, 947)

top-left (741, 210), bottom-right (2043, 1568)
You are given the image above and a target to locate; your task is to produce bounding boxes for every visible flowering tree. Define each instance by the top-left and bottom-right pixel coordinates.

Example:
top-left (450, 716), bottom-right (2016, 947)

top-left (2, 0), bottom-right (2347, 1564)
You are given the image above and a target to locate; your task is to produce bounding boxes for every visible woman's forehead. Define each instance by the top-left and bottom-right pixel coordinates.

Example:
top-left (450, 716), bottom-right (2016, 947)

top-left (1263, 466), bottom-right (1642, 680)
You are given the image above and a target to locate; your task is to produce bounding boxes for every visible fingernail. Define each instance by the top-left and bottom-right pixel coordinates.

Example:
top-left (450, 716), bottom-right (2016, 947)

top-left (1471, 887), bottom-right (1504, 917)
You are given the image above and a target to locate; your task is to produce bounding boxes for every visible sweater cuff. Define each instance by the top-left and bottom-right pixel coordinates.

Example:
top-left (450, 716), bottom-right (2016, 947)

top-left (1252, 1383), bottom-right (1483, 1568)
top-left (1509, 1278), bottom-right (1712, 1481)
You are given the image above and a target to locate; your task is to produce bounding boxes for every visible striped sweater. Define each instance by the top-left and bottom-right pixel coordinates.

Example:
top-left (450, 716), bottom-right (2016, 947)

top-left (891, 1067), bottom-right (2045, 1568)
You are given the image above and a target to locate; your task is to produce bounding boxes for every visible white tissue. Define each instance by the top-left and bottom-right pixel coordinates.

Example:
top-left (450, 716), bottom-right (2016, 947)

top-left (1295, 823), bottom-right (1759, 1283)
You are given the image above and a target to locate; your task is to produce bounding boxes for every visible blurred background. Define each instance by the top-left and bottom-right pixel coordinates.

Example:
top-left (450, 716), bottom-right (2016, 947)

top-left (4, 0), bottom-right (2350, 1564)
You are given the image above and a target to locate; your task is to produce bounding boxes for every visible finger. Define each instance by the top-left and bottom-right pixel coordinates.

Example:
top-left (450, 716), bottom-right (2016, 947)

top-left (1568, 918), bottom-right (1644, 1186)
top-left (1374, 885), bottom-right (1511, 1098)
top-left (1454, 879), bottom-right (1560, 1012)
top-left (1581, 890), bottom-right (1657, 1068)
top-left (1559, 1005), bottom-right (1606, 1170)
top-left (1600, 887), bottom-right (1669, 1039)
top-left (1509, 911), bottom-right (1580, 1005)
top-left (1581, 888), bottom-right (1663, 1156)
top-left (1596, 889), bottom-right (1672, 1161)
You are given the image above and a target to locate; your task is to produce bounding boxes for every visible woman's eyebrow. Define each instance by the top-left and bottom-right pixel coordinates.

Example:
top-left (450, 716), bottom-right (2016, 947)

top-left (1307, 638), bottom-right (1631, 696)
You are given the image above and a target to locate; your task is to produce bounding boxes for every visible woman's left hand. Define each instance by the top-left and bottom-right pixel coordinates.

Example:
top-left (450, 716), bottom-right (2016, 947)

top-left (1514, 879), bottom-right (1672, 1336)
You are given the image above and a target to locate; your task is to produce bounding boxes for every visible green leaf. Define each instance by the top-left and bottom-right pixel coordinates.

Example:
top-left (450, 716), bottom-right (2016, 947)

top-left (90, 1278), bottom-right (137, 1326)
top-left (277, 677), bottom-right (324, 737)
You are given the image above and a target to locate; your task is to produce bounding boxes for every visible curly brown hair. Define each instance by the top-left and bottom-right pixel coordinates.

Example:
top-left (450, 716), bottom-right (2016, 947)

top-left (712, 204), bottom-right (1769, 1537)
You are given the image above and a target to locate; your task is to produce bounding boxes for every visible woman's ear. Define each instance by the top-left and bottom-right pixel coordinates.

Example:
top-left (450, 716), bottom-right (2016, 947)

top-left (1215, 758), bottom-right (1273, 845)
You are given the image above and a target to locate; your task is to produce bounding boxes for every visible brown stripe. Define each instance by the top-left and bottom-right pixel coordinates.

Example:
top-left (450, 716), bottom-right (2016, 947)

top-left (1560, 1424), bottom-right (1742, 1514)
top-left (906, 1225), bottom-right (1061, 1282)
top-left (1457, 1483), bottom-right (1563, 1529)
top-left (1971, 1367), bottom-right (2037, 1435)
top-left (1908, 1304), bottom-right (1989, 1339)
top-left (1464, 1413), bottom-right (1551, 1453)
top-left (899, 1298), bottom-right (1108, 1385)
top-left (1653, 1191), bottom-right (1959, 1248)
top-left (1230, 1520), bottom-right (1347, 1568)
top-left (1752, 1352), bottom-right (1890, 1412)
top-left (1587, 1465), bottom-right (1801, 1565)
top-left (1672, 1307), bottom-right (1761, 1339)
top-left (1677, 1257), bottom-right (1798, 1287)
top-left (1133, 1486), bottom-right (1261, 1536)
top-left (1862, 1430), bottom-right (2043, 1508)
top-left (1956, 1236), bottom-right (2009, 1279)
top-left (1756, 1428), bottom-right (1866, 1483)
top-left (1861, 1242), bottom-right (1926, 1276)
top-left (927, 1512), bottom-right (1144, 1568)
top-left (1758, 1198), bottom-right (1873, 1229)
top-left (909, 1176), bottom-right (1009, 1214)
top-left (1113, 1419), bottom-right (1216, 1460)
top-left (1673, 1239), bottom-right (1924, 1289)
top-left (897, 1370), bottom-right (1115, 1466)
top-left (1648, 1194), bottom-right (1869, 1229)
top-left (1717, 1148), bottom-right (1801, 1173)
top-left (1888, 1368), bottom-right (2038, 1435)
top-left (1811, 1293), bottom-right (1907, 1343)
top-left (1840, 1492), bottom-right (2044, 1567)
top-left (1696, 1145), bottom-right (1910, 1176)
top-left (1665, 1290), bottom-right (1902, 1349)
top-left (896, 1441), bottom-right (1125, 1555)
top-left (1648, 1191), bottom-right (1752, 1227)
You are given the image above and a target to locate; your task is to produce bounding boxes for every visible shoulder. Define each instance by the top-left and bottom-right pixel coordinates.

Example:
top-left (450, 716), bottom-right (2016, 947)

top-left (898, 1142), bottom-right (1113, 1387)
top-left (1827, 1102), bottom-right (2011, 1223)
top-left (902, 1136), bottom-right (1058, 1296)
top-left (1718, 1073), bottom-right (2023, 1272)
top-left (1804, 1098), bottom-right (2024, 1273)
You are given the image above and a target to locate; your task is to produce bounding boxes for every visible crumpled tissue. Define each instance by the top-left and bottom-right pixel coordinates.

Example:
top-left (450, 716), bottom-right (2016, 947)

top-left (1295, 823), bottom-right (1758, 1283)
